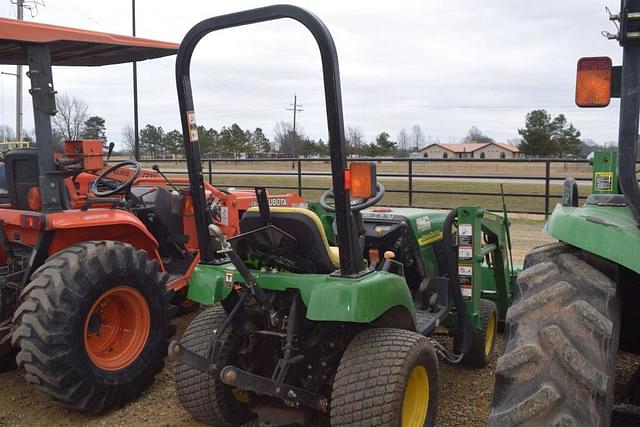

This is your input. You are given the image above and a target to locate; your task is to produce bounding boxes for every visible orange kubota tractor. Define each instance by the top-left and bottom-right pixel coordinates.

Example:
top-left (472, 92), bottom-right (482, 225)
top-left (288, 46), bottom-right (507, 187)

top-left (0, 18), bottom-right (303, 413)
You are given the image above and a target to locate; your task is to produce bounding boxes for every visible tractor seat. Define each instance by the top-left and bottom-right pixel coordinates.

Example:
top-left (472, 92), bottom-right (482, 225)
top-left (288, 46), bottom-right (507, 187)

top-left (4, 148), bottom-right (41, 211)
top-left (238, 207), bottom-right (340, 274)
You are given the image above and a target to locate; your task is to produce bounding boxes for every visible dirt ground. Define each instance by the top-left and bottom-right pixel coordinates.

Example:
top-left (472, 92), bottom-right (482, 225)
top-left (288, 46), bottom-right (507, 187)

top-left (0, 221), bottom-right (557, 426)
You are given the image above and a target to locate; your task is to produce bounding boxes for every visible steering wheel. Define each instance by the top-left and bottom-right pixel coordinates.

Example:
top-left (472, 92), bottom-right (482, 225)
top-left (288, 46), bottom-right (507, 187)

top-left (320, 183), bottom-right (385, 212)
top-left (90, 160), bottom-right (141, 197)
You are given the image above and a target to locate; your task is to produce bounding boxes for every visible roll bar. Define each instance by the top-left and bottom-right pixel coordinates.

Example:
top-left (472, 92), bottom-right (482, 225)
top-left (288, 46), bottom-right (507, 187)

top-left (618, 0), bottom-right (640, 225)
top-left (176, 4), bottom-right (365, 276)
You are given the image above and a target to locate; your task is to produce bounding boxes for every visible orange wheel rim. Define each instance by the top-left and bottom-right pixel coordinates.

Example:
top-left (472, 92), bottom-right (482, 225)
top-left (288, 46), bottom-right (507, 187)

top-left (83, 286), bottom-right (151, 371)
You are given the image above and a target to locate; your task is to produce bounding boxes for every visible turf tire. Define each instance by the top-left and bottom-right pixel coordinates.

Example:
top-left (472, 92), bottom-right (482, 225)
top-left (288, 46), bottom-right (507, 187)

top-left (330, 327), bottom-right (438, 426)
top-left (460, 298), bottom-right (498, 367)
top-left (174, 304), bottom-right (255, 427)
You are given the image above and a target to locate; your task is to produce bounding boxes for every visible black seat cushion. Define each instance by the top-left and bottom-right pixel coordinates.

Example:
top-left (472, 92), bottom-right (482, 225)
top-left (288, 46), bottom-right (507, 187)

top-left (237, 210), bottom-right (338, 274)
top-left (131, 186), bottom-right (185, 256)
top-left (4, 148), bottom-right (39, 210)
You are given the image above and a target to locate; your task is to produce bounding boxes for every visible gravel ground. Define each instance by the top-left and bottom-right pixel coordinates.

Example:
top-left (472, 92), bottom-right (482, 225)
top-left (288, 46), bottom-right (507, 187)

top-left (3, 220), bottom-right (632, 427)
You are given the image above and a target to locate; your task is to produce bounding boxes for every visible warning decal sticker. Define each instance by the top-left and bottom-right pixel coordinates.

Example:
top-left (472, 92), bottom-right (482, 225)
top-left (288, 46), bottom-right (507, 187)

top-left (187, 111), bottom-right (198, 143)
top-left (594, 172), bottom-right (613, 192)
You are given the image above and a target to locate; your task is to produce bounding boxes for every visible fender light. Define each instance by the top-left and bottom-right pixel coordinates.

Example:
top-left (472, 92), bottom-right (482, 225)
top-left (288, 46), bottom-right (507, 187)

top-left (575, 57), bottom-right (612, 108)
top-left (350, 161), bottom-right (377, 199)
top-left (20, 213), bottom-right (47, 230)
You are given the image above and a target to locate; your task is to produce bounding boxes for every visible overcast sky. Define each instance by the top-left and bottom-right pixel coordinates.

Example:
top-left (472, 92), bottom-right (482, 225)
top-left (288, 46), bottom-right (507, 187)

top-left (0, 0), bottom-right (625, 149)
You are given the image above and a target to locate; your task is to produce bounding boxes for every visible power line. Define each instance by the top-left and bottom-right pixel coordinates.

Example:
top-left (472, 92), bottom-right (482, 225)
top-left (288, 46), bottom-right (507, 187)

top-left (285, 94), bottom-right (303, 156)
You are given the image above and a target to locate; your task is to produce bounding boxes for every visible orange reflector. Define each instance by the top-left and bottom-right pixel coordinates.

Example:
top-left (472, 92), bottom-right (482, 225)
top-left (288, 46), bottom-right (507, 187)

top-left (181, 191), bottom-right (194, 216)
top-left (344, 169), bottom-right (351, 191)
top-left (20, 213), bottom-right (46, 230)
top-left (350, 161), bottom-right (377, 199)
top-left (576, 57), bottom-right (612, 108)
top-left (368, 248), bottom-right (380, 265)
top-left (27, 186), bottom-right (41, 211)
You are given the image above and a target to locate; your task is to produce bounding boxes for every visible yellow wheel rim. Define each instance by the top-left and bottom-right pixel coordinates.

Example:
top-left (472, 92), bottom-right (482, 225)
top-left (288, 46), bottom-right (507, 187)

top-left (484, 311), bottom-right (497, 357)
top-left (231, 387), bottom-right (249, 403)
top-left (402, 365), bottom-right (429, 427)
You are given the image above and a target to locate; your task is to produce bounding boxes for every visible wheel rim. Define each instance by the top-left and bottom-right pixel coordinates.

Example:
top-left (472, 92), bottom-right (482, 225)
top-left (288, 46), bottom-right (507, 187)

top-left (485, 311), bottom-right (497, 356)
top-left (402, 365), bottom-right (429, 427)
top-left (231, 387), bottom-right (250, 403)
top-left (84, 286), bottom-right (151, 371)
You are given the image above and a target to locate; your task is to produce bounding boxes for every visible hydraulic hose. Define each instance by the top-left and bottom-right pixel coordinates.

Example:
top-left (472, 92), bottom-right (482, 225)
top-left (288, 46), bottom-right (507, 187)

top-left (442, 209), bottom-right (472, 355)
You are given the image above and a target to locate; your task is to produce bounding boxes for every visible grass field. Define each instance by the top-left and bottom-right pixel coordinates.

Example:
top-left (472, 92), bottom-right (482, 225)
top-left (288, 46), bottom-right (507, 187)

top-left (124, 157), bottom-right (593, 179)
top-left (190, 174), bottom-right (571, 214)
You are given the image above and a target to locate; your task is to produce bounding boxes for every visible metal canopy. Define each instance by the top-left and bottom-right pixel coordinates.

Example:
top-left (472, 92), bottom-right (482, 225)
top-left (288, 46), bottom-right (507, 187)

top-left (0, 17), bottom-right (178, 66)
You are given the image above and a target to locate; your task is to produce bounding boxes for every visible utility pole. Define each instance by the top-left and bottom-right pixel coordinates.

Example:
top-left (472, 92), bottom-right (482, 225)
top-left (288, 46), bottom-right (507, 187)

top-left (132, 0), bottom-right (140, 160)
top-left (15, 0), bottom-right (24, 142)
top-left (1, 71), bottom-right (18, 140)
top-left (286, 94), bottom-right (303, 157)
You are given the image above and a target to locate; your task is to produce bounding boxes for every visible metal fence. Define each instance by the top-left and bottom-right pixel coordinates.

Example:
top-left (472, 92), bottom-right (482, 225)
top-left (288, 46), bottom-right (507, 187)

top-left (139, 157), bottom-right (596, 217)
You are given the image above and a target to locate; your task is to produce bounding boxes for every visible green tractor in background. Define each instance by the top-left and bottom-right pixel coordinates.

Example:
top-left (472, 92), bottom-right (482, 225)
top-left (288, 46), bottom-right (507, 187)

top-left (490, 1), bottom-right (640, 426)
top-left (169, 5), bottom-right (516, 426)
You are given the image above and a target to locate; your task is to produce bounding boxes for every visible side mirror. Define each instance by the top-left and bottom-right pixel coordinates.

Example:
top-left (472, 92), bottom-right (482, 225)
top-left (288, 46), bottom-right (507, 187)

top-left (575, 57), bottom-right (612, 108)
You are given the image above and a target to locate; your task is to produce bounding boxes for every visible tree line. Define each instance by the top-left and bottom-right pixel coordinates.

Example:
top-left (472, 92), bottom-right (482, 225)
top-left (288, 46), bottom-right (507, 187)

top-left (1, 92), bottom-right (613, 159)
top-left (121, 121), bottom-right (433, 159)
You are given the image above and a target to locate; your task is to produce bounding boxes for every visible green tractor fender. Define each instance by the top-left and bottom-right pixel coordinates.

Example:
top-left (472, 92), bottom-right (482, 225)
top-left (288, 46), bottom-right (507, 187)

top-left (545, 203), bottom-right (640, 274)
top-left (188, 263), bottom-right (417, 326)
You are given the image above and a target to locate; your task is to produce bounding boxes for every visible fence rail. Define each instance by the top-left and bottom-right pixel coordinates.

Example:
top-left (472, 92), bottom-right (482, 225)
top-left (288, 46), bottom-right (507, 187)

top-left (132, 157), bottom-right (599, 217)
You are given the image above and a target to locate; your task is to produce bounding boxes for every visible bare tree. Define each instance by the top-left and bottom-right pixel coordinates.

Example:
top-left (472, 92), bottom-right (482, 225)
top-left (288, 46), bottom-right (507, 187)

top-left (397, 128), bottom-right (410, 156)
top-left (346, 126), bottom-right (364, 157)
top-left (122, 125), bottom-right (136, 156)
top-left (0, 125), bottom-right (15, 142)
top-left (274, 121), bottom-right (302, 155)
top-left (462, 125), bottom-right (494, 144)
top-left (52, 94), bottom-right (88, 140)
top-left (410, 124), bottom-right (425, 151)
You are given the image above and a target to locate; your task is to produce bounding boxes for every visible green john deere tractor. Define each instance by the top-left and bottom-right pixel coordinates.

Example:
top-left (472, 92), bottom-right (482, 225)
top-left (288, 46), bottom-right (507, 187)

top-left (490, 1), bottom-right (640, 426)
top-left (169, 5), bottom-right (516, 426)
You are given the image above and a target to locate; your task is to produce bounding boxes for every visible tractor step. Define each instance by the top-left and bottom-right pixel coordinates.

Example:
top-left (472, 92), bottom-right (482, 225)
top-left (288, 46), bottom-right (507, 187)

top-left (415, 310), bottom-right (441, 336)
top-left (414, 277), bottom-right (449, 337)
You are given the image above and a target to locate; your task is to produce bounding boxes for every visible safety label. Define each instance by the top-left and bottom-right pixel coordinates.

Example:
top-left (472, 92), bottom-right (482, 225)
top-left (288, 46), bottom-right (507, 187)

top-left (220, 207), bottom-right (229, 226)
top-left (416, 216), bottom-right (431, 232)
top-left (458, 264), bottom-right (472, 276)
top-left (458, 246), bottom-right (472, 260)
top-left (459, 223), bottom-right (473, 246)
top-left (224, 271), bottom-right (234, 288)
top-left (458, 263), bottom-right (472, 300)
top-left (594, 172), bottom-right (613, 192)
top-left (187, 111), bottom-right (198, 143)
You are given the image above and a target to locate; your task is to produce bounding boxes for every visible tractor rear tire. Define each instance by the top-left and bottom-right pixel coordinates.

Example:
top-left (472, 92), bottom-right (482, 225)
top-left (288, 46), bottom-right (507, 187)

top-left (12, 241), bottom-right (173, 413)
top-left (330, 328), bottom-right (438, 426)
top-left (489, 243), bottom-right (621, 426)
top-left (174, 304), bottom-right (255, 427)
top-left (460, 298), bottom-right (497, 367)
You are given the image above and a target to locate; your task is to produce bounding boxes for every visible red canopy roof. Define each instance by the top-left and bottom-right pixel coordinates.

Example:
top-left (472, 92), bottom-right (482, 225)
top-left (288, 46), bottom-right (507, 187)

top-left (0, 18), bottom-right (178, 66)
